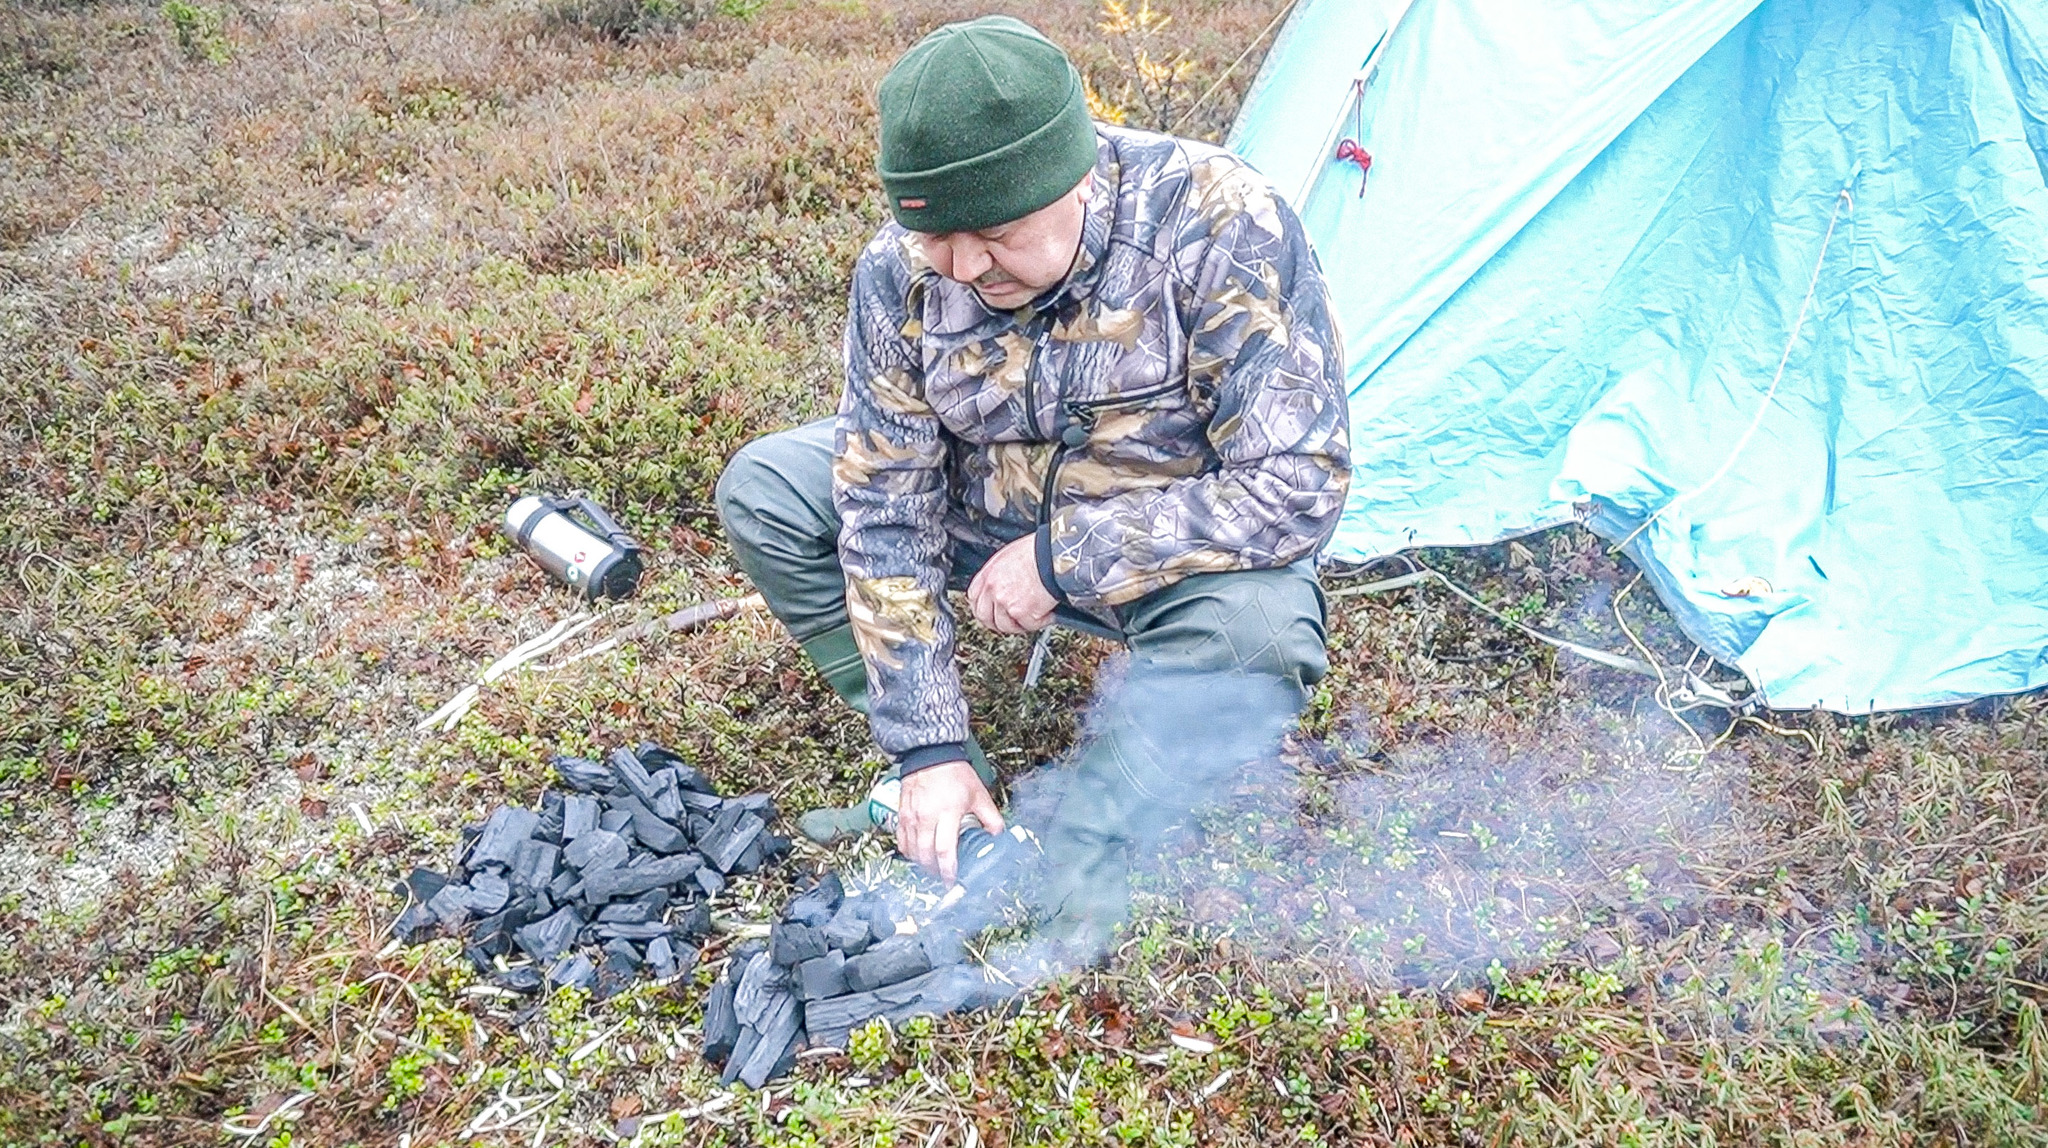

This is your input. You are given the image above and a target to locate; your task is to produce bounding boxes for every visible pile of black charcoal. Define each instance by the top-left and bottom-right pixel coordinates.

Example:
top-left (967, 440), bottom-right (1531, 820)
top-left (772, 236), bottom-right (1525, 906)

top-left (703, 822), bottom-right (1039, 1088)
top-left (389, 742), bottom-right (791, 999)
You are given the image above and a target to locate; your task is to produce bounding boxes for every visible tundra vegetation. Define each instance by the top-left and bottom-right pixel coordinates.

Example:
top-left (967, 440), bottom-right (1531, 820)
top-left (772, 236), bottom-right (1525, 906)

top-left (3, 0), bottom-right (2046, 1144)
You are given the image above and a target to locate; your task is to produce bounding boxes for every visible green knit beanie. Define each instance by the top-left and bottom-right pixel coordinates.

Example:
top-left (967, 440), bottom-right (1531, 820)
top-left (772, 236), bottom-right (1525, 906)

top-left (877, 15), bottom-right (1098, 235)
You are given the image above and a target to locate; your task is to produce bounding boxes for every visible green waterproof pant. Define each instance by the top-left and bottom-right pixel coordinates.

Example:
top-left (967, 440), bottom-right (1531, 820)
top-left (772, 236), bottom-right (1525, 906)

top-left (715, 418), bottom-right (1330, 947)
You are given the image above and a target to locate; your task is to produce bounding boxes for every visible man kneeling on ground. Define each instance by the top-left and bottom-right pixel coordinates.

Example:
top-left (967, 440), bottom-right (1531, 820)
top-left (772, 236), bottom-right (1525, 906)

top-left (716, 15), bottom-right (1349, 952)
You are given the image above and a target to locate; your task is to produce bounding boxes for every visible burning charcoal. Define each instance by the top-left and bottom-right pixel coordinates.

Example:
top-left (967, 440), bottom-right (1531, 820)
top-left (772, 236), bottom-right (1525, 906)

top-left (582, 853), bottom-right (701, 902)
top-left (735, 994), bottom-right (801, 1089)
top-left (694, 867), bottom-right (726, 899)
top-left (647, 935), bottom-right (679, 980)
top-left (465, 871), bottom-right (511, 916)
top-left (637, 742), bottom-right (714, 793)
top-left (513, 840), bottom-right (561, 893)
top-left (649, 772), bottom-right (684, 821)
top-left (549, 952), bottom-right (598, 992)
top-left (596, 922), bottom-right (675, 941)
top-left (391, 902), bottom-right (438, 944)
top-left (673, 903), bottom-right (714, 942)
top-left (595, 938), bottom-right (642, 1000)
top-left (608, 746), bottom-right (665, 809)
top-left (495, 965), bottom-right (544, 994)
top-left (770, 921), bottom-right (827, 967)
top-left (515, 905), bottom-right (585, 964)
top-left (702, 977), bottom-right (741, 1065)
top-left (395, 867), bottom-right (452, 906)
top-left (699, 807), bottom-right (765, 874)
top-left (599, 809), bottom-right (632, 834)
top-left (562, 796), bottom-right (599, 841)
top-left (822, 916), bottom-right (871, 958)
top-left (466, 808), bottom-right (539, 873)
top-left (624, 798), bottom-right (690, 854)
top-left (552, 754), bottom-right (615, 793)
top-left (798, 951), bottom-right (848, 1001)
top-left (563, 829), bottom-right (629, 875)
top-left (784, 872), bottom-right (843, 926)
top-left (844, 936), bottom-right (932, 993)
top-left (536, 790), bottom-right (566, 844)
top-left (427, 882), bottom-right (475, 928)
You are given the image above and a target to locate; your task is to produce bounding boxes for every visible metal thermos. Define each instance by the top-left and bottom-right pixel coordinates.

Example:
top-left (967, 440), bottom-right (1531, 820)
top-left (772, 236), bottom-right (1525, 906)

top-left (502, 494), bottom-right (647, 600)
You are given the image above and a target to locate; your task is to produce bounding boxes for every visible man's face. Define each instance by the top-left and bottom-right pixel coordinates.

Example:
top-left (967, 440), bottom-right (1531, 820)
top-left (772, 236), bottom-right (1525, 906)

top-left (912, 173), bottom-right (1092, 309)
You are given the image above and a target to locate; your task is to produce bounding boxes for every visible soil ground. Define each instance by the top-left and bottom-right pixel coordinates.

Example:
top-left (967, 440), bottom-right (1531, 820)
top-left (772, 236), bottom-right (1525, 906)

top-left (4, 1), bottom-right (2047, 1144)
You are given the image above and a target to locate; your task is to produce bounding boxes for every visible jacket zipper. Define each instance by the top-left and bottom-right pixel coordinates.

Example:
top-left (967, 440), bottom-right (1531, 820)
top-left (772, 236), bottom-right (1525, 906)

top-left (1035, 380), bottom-right (1188, 524)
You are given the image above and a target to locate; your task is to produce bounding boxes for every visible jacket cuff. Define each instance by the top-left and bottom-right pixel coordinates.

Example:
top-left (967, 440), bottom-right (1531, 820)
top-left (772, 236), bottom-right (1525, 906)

top-left (897, 742), bottom-right (972, 776)
top-left (1034, 522), bottom-right (1071, 605)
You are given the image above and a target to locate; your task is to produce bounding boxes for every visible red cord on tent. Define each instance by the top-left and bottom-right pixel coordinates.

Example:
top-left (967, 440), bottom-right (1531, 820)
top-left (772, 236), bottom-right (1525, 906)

top-left (1335, 140), bottom-right (1372, 196)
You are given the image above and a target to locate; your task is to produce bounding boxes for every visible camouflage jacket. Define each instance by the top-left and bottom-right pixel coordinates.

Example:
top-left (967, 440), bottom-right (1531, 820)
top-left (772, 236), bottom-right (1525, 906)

top-left (833, 125), bottom-right (1350, 771)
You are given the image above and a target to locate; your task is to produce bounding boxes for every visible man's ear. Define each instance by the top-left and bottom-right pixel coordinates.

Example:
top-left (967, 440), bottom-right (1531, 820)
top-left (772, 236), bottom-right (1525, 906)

top-left (1074, 169), bottom-right (1094, 204)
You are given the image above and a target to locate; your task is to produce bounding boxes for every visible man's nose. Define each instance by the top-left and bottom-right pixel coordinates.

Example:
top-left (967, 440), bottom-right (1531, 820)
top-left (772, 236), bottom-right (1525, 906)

top-left (950, 238), bottom-right (992, 283)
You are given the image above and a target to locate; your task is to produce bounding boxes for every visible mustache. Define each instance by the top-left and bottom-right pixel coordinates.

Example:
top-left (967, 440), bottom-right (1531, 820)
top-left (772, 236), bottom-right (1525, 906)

top-left (974, 269), bottom-right (1019, 288)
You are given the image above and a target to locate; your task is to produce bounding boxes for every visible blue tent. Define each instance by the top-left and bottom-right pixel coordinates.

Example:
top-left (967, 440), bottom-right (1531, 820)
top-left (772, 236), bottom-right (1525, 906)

top-left (1233, 0), bottom-right (2048, 712)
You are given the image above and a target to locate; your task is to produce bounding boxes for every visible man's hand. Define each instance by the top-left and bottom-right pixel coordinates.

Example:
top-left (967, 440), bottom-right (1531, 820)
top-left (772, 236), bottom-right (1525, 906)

top-left (897, 760), bottom-right (1006, 886)
top-left (966, 534), bottom-right (1057, 635)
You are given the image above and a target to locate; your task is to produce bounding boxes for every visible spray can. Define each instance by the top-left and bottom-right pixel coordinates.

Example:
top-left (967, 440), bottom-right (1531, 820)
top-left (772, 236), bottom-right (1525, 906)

top-left (865, 775), bottom-right (1038, 893)
top-left (502, 494), bottom-right (647, 600)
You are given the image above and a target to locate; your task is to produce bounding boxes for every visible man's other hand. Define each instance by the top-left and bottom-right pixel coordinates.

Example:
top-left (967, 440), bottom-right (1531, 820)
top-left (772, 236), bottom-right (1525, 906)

top-left (897, 760), bottom-right (1006, 886)
top-left (966, 534), bottom-right (1057, 635)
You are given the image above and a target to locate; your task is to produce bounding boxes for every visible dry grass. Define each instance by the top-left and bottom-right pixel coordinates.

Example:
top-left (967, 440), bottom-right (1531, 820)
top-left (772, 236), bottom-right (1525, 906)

top-left (3, 0), bottom-right (2046, 1144)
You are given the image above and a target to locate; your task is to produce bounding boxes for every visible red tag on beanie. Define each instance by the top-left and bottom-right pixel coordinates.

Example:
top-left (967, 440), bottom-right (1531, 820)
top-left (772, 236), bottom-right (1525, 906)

top-left (899, 197), bottom-right (928, 208)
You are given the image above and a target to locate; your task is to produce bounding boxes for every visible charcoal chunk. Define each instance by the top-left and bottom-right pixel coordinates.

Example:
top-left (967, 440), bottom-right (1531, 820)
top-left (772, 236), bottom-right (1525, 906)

top-left (466, 808), bottom-right (539, 872)
top-left (595, 922), bottom-right (674, 940)
top-left (465, 871), bottom-right (511, 916)
top-left (732, 951), bottom-right (790, 1026)
top-left (637, 742), bottom-right (714, 793)
top-left (552, 754), bottom-right (615, 793)
top-left (804, 966), bottom-right (992, 1048)
top-left (844, 936), bottom-right (932, 993)
top-left (822, 916), bottom-right (871, 957)
top-left (464, 943), bottom-right (497, 975)
top-left (720, 1026), bottom-right (759, 1086)
top-left (729, 792), bottom-right (778, 820)
top-left (761, 833), bottom-right (793, 865)
top-left (919, 923), bottom-right (965, 967)
top-left (735, 993), bottom-right (801, 1089)
top-left (562, 795), bottom-right (599, 841)
top-left (680, 789), bottom-right (722, 812)
top-left (647, 935), bottom-right (680, 980)
top-left (686, 811), bottom-right (715, 841)
top-left (514, 906), bottom-right (584, 964)
top-left (548, 869), bottom-right (582, 904)
top-left (694, 867), bottom-right (726, 899)
top-left (798, 951), bottom-right (847, 1000)
top-left (582, 853), bottom-right (701, 901)
top-left (599, 809), bottom-right (632, 834)
top-left (784, 873), bottom-right (843, 927)
top-left (623, 797), bottom-right (690, 854)
top-left (595, 937), bottom-right (641, 1000)
top-left (608, 746), bottom-right (664, 809)
top-left (770, 921), bottom-right (827, 967)
top-left (391, 902), bottom-right (438, 944)
top-left (427, 882), bottom-right (475, 928)
top-left (728, 833), bottom-right (767, 876)
top-left (549, 952), bottom-right (597, 991)
top-left (395, 867), bottom-right (452, 906)
top-left (701, 977), bottom-right (740, 1065)
top-left (513, 840), bottom-right (561, 893)
top-left (563, 829), bottom-right (629, 875)
top-left (495, 965), bottom-right (544, 994)
top-left (672, 903), bottom-right (714, 942)
top-left (649, 771), bottom-right (684, 822)
top-left (699, 807), bottom-right (765, 874)
top-left (469, 907), bottom-right (520, 957)
top-left (536, 789), bottom-right (566, 844)
top-left (598, 900), bottom-right (656, 924)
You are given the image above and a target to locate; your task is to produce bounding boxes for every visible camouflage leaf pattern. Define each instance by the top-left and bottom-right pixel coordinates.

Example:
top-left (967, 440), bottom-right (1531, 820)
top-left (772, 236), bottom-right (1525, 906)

top-left (834, 125), bottom-right (1349, 760)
